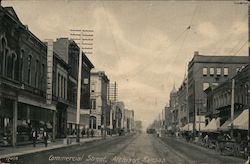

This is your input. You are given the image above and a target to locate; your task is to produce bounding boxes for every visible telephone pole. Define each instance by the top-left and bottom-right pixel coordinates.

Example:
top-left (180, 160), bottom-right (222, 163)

top-left (70, 29), bottom-right (94, 143)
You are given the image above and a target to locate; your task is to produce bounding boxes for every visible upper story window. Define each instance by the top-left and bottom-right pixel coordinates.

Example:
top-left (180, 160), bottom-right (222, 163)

top-left (91, 99), bottom-right (96, 109)
top-left (35, 60), bottom-right (39, 88)
top-left (223, 67), bottom-right (228, 76)
top-left (203, 82), bottom-right (209, 91)
top-left (91, 83), bottom-right (95, 92)
top-left (216, 68), bottom-right (221, 76)
top-left (202, 68), bottom-right (208, 76)
top-left (209, 68), bottom-right (214, 76)
top-left (27, 55), bottom-right (32, 84)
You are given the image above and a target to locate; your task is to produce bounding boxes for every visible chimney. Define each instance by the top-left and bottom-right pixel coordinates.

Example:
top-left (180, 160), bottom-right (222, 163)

top-left (194, 51), bottom-right (199, 56)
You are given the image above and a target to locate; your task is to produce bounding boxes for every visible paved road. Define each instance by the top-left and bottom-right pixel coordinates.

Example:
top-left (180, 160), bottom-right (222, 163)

top-left (14, 133), bottom-right (245, 164)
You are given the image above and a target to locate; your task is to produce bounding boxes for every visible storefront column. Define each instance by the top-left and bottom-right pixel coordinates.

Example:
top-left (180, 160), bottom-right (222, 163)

top-left (12, 100), bottom-right (17, 147)
top-left (52, 111), bottom-right (56, 141)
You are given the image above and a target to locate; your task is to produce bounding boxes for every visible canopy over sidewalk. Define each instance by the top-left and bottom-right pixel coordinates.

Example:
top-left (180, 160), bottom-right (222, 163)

top-left (219, 109), bottom-right (248, 131)
top-left (181, 122), bottom-right (205, 132)
top-left (203, 118), bottom-right (220, 132)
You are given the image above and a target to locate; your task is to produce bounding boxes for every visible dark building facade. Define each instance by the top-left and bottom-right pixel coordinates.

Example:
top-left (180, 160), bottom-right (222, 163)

top-left (0, 6), bottom-right (55, 146)
top-left (54, 38), bottom-right (94, 136)
top-left (0, 6), bottom-right (95, 146)
top-left (187, 51), bottom-right (248, 131)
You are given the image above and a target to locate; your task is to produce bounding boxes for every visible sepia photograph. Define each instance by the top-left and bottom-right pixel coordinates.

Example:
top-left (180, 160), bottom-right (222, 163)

top-left (0, 0), bottom-right (249, 163)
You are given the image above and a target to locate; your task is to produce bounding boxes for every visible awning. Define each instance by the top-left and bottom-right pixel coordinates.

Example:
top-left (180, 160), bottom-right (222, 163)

top-left (203, 118), bottom-right (220, 132)
top-left (219, 109), bottom-right (248, 131)
top-left (228, 109), bottom-right (248, 130)
top-left (181, 122), bottom-right (206, 131)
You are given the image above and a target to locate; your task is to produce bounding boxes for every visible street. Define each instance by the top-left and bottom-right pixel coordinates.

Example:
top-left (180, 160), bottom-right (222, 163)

top-left (14, 133), bottom-right (245, 164)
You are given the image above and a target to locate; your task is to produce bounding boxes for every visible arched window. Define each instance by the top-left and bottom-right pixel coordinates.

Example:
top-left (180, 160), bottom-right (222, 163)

top-left (20, 49), bottom-right (24, 82)
top-left (58, 73), bottom-right (60, 97)
top-left (11, 52), bottom-right (17, 80)
top-left (6, 52), bottom-right (12, 78)
top-left (41, 63), bottom-right (45, 90)
top-left (27, 55), bottom-right (32, 84)
top-left (35, 59), bottom-right (39, 88)
top-left (0, 37), bottom-right (6, 74)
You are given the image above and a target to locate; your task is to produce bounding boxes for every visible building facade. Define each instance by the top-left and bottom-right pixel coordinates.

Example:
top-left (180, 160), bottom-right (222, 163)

top-left (0, 6), bottom-right (56, 146)
top-left (205, 65), bottom-right (249, 128)
top-left (53, 38), bottom-right (94, 136)
top-left (90, 71), bottom-right (109, 135)
top-left (187, 52), bottom-right (248, 132)
top-left (177, 78), bottom-right (188, 128)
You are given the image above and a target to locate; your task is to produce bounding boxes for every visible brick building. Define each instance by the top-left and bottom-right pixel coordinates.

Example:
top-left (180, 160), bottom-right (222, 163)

top-left (187, 51), bottom-right (248, 132)
top-left (205, 65), bottom-right (249, 129)
top-left (0, 6), bottom-right (55, 146)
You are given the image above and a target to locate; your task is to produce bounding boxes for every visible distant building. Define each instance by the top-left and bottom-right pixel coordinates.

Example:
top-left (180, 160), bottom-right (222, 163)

top-left (187, 51), bottom-right (248, 132)
top-left (89, 71), bottom-right (109, 135)
top-left (177, 78), bottom-right (188, 128)
top-left (124, 109), bottom-right (134, 133)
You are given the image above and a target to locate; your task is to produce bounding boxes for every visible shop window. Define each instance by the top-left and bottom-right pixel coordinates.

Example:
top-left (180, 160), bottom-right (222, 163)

top-left (202, 67), bottom-right (207, 76)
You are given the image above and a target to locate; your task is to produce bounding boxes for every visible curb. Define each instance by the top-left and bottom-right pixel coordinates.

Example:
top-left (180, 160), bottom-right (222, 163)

top-left (0, 138), bottom-right (102, 160)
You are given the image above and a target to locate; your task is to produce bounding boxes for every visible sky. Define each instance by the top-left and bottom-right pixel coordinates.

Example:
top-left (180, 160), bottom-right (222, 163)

top-left (2, 0), bottom-right (248, 129)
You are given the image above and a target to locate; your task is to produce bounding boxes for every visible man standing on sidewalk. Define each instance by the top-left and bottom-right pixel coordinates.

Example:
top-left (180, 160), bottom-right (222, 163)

top-left (43, 130), bottom-right (48, 147)
top-left (32, 130), bottom-right (37, 147)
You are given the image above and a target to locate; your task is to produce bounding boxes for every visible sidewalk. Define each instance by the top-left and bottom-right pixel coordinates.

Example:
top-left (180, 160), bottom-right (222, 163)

top-left (0, 136), bottom-right (102, 159)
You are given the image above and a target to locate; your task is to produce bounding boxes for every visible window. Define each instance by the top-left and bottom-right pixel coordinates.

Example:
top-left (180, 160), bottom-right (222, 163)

top-left (35, 60), bottom-right (39, 88)
top-left (91, 83), bottom-right (95, 92)
top-left (209, 68), bottom-right (214, 76)
top-left (91, 99), bottom-right (96, 109)
top-left (83, 78), bottom-right (89, 84)
top-left (203, 83), bottom-right (209, 91)
top-left (41, 64), bottom-right (45, 90)
top-left (212, 83), bottom-right (218, 86)
top-left (57, 74), bottom-right (60, 97)
top-left (27, 55), bottom-right (32, 84)
top-left (20, 49), bottom-right (24, 82)
top-left (216, 68), bottom-right (221, 76)
top-left (61, 75), bottom-right (64, 98)
top-left (203, 67), bottom-right (208, 76)
top-left (224, 68), bottom-right (228, 76)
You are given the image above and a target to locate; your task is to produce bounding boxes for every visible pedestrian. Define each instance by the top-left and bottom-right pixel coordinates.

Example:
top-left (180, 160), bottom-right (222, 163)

top-left (31, 130), bottom-right (37, 147)
top-left (91, 129), bottom-right (94, 137)
top-left (87, 129), bottom-right (90, 138)
top-left (81, 129), bottom-right (85, 138)
top-left (43, 130), bottom-right (48, 147)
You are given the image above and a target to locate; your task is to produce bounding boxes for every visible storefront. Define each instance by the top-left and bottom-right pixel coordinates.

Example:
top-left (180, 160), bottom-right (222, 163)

top-left (17, 103), bottom-right (54, 143)
top-left (0, 97), bottom-right (15, 146)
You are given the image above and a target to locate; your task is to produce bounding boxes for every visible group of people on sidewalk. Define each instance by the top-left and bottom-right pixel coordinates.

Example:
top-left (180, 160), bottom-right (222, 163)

top-left (81, 129), bottom-right (94, 138)
top-left (31, 129), bottom-right (48, 147)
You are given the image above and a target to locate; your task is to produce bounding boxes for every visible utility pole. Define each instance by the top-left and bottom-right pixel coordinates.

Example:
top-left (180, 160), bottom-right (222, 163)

top-left (231, 79), bottom-right (235, 139)
top-left (70, 29), bottom-right (93, 142)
